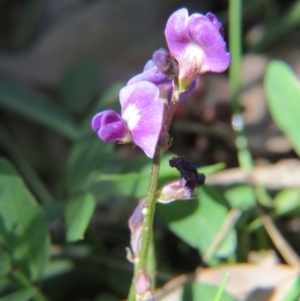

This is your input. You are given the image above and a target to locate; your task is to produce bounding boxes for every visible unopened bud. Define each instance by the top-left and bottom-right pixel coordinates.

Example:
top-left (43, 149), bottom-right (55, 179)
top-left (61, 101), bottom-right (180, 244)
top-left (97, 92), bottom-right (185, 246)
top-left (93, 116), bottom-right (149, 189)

top-left (152, 48), bottom-right (179, 79)
top-left (136, 270), bottom-right (153, 301)
top-left (128, 200), bottom-right (145, 259)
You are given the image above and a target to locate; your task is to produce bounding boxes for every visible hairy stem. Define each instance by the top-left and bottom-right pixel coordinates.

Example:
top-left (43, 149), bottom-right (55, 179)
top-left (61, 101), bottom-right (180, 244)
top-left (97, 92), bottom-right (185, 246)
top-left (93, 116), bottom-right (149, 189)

top-left (128, 151), bottom-right (161, 301)
top-left (136, 151), bottom-right (161, 275)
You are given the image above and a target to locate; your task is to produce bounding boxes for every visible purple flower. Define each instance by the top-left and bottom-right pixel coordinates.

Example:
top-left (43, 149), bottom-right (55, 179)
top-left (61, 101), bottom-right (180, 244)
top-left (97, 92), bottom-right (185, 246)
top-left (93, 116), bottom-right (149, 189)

top-left (165, 8), bottom-right (231, 92)
top-left (92, 81), bottom-right (165, 158)
top-left (127, 59), bottom-right (171, 89)
top-left (127, 53), bottom-right (199, 103)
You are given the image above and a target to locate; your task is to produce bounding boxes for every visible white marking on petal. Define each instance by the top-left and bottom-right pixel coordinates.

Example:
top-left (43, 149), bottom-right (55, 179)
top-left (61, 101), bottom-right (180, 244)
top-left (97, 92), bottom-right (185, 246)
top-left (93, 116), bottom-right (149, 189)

top-left (184, 43), bottom-right (204, 63)
top-left (122, 103), bottom-right (141, 131)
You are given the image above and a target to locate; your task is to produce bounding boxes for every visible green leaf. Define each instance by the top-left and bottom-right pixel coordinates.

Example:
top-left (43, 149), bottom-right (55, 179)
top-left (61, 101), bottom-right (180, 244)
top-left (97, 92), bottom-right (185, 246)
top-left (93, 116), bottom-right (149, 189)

top-left (158, 186), bottom-right (236, 259)
top-left (212, 273), bottom-right (229, 301)
top-left (264, 60), bottom-right (300, 156)
top-left (225, 184), bottom-right (256, 211)
top-left (67, 136), bottom-right (116, 193)
top-left (114, 154), bottom-right (174, 199)
top-left (0, 158), bottom-right (50, 281)
top-left (66, 83), bottom-right (122, 197)
top-left (274, 189), bottom-right (300, 216)
top-left (0, 288), bottom-right (36, 301)
top-left (60, 57), bottom-right (98, 112)
top-left (0, 249), bottom-right (11, 278)
top-left (65, 193), bottom-right (96, 242)
top-left (0, 75), bottom-right (77, 140)
top-left (190, 282), bottom-right (237, 301)
top-left (114, 155), bottom-right (224, 200)
top-left (281, 275), bottom-right (300, 301)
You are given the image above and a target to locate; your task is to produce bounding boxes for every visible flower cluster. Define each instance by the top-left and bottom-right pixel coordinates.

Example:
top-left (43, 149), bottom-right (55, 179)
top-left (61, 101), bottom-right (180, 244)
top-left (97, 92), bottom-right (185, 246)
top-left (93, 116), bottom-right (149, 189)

top-left (92, 8), bottom-right (230, 158)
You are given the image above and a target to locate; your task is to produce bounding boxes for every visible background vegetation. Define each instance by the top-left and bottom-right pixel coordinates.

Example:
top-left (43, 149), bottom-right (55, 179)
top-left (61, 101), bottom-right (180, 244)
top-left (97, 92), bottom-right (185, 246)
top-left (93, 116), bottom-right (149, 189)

top-left (0, 0), bottom-right (299, 300)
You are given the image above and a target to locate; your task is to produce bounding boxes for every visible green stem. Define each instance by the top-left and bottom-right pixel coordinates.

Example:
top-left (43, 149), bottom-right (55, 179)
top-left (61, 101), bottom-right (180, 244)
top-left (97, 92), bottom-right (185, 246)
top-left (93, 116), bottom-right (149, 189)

top-left (229, 0), bottom-right (242, 114)
top-left (128, 152), bottom-right (161, 301)
top-left (136, 152), bottom-right (161, 275)
top-left (9, 270), bottom-right (50, 301)
top-left (127, 85), bottom-right (180, 301)
top-left (147, 232), bottom-right (157, 290)
top-left (229, 0), bottom-right (253, 170)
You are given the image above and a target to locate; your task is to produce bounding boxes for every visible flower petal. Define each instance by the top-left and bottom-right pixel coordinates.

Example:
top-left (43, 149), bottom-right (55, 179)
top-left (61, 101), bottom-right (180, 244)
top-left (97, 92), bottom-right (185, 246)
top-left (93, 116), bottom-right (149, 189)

top-left (130, 99), bottom-right (165, 158)
top-left (127, 64), bottom-right (169, 87)
top-left (164, 8), bottom-right (191, 59)
top-left (178, 77), bottom-right (199, 102)
top-left (120, 82), bottom-right (165, 158)
top-left (187, 13), bottom-right (231, 73)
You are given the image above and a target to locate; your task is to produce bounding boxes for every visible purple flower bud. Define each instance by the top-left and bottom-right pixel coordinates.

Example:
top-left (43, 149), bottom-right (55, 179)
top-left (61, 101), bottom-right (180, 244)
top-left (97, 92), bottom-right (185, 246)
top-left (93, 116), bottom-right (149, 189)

top-left (91, 110), bottom-right (130, 142)
top-left (165, 8), bottom-right (231, 92)
top-left (128, 200), bottom-right (145, 258)
top-left (128, 56), bottom-right (199, 104)
top-left (127, 61), bottom-right (171, 91)
top-left (152, 48), bottom-right (179, 79)
top-left (136, 270), bottom-right (153, 301)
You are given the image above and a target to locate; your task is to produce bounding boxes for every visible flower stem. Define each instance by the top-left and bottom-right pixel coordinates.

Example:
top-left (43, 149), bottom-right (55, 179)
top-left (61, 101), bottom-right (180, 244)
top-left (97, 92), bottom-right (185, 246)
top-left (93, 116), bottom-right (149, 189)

top-left (127, 83), bottom-right (180, 301)
top-left (128, 151), bottom-right (161, 301)
top-left (136, 151), bottom-right (161, 274)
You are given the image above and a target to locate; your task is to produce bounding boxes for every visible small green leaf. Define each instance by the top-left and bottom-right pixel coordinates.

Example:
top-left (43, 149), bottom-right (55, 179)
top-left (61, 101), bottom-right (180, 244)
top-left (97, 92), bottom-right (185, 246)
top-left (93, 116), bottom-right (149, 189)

top-left (274, 189), bottom-right (300, 216)
top-left (60, 57), bottom-right (99, 112)
top-left (65, 193), bottom-right (96, 242)
top-left (212, 273), bottom-right (229, 301)
top-left (0, 75), bottom-right (77, 140)
top-left (264, 60), bottom-right (300, 156)
top-left (158, 186), bottom-right (237, 259)
top-left (225, 184), bottom-right (256, 211)
top-left (0, 288), bottom-right (36, 301)
top-left (0, 249), bottom-right (11, 277)
top-left (0, 158), bottom-right (50, 281)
